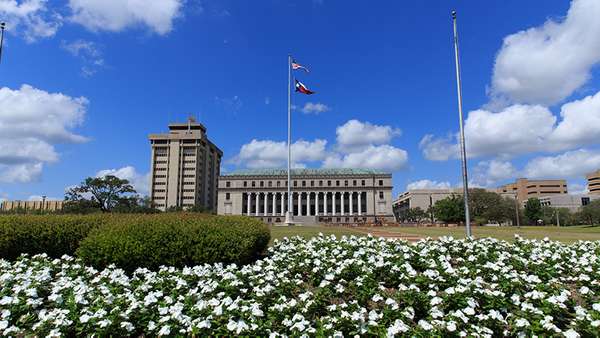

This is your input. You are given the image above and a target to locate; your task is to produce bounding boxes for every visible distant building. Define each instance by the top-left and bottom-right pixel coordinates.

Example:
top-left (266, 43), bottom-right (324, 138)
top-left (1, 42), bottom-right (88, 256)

top-left (149, 118), bottom-right (223, 211)
top-left (0, 200), bottom-right (64, 212)
top-left (393, 188), bottom-right (514, 221)
top-left (217, 168), bottom-right (394, 225)
top-left (497, 178), bottom-right (567, 203)
top-left (586, 170), bottom-right (600, 195)
top-left (539, 194), bottom-right (600, 212)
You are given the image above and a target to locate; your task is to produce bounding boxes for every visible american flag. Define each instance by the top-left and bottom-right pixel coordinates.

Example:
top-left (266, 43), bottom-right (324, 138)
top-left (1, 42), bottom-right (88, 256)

top-left (291, 59), bottom-right (309, 73)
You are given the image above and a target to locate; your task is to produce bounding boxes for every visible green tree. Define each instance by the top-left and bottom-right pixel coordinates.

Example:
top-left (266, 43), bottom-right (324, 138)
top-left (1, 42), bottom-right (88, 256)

top-left (580, 200), bottom-right (600, 225)
top-left (65, 175), bottom-right (136, 213)
top-left (524, 198), bottom-right (543, 225)
top-left (397, 207), bottom-right (427, 223)
top-left (468, 189), bottom-right (516, 225)
top-left (432, 195), bottom-right (464, 224)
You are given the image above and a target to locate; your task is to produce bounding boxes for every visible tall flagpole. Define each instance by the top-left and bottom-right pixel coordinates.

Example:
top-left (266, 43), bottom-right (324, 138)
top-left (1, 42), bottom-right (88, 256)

top-left (452, 10), bottom-right (472, 237)
top-left (285, 54), bottom-right (293, 225)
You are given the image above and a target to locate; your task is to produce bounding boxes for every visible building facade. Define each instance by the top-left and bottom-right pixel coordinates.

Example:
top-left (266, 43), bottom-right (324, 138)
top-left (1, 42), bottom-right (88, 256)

top-left (393, 188), bottom-right (515, 221)
top-left (217, 168), bottom-right (394, 224)
top-left (497, 178), bottom-right (567, 203)
top-left (0, 200), bottom-right (64, 212)
top-left (587, 170), bottom-right (600, 195)
top-left (149, 118), bottom-right (222, 211)
top-left (539, 194), bottom-right (600, 212)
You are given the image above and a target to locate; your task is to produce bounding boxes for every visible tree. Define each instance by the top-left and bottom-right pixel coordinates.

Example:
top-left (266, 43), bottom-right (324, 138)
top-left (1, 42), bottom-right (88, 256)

top-left (524, 198), bottom-right (543, 225)
top-left (468, 189), bottom-right (516, 225)
top-left (432, 195), bottom-right (464, 224)
top-left (65, 175), bottom-right (136, 213)
top-left (579, 200), bottom-right (600, 225)
top-left (397, 207), bottom-right (427, 223)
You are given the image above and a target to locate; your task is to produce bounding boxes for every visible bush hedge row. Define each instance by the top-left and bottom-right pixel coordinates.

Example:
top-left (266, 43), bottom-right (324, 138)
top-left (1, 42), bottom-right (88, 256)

top-left (0, 213), bottom-right (270, 271)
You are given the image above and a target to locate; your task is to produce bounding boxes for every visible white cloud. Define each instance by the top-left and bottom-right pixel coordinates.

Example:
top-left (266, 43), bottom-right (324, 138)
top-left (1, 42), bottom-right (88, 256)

top-left (231, 139), bottom-right (328, 169)
top-left (300, 102), bottom-right (330, 115)
top-left (422, 91), bottom-right (600, 160)
top-left (336, 119), bottom-right (401, 152)
top-left (471, 160), bottom-right (518, 188)
top-left (0, 0), bottom-right (62, 42)
top-left (0, 162), bottom-right (42, 183)
top-left (322, 145), bottom-right (408, 172)
top-left (491, 0), bottom-right (600, 105)
top-left (569, 182), bottom-right (588, 195)
top-left (61, 39), bottom-right (105, 77)
top-left (0, 84), bottom-right (88, 183)
top-left (524, 149), bottom-right (600, 179)
top-left (406, 179), bottom-right (452, 190)
top-left (96, 166), bottom-right (150, 195)
top-left (68, 0), bottom-right (184, 35)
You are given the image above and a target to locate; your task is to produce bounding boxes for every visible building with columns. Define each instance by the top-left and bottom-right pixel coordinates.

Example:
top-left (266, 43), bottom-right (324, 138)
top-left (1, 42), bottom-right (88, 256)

top-left (217, 168), bottom-right (394, 224)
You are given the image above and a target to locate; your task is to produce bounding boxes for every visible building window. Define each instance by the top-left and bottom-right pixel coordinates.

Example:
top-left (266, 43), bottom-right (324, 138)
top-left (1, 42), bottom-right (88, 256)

top-left (252, 181), bottom-right (256, 187)
top-left (362, 180), bottom-right (366, 186)
top-left (226, 193), bottom-right (230, 200)
top-left (379, 191), bottom-right (384, 199)
top-left (353, 180), bottom-right (356, 186)
top-left (311, 181), bottom-right (314, 187)
top-left (302, 181), bottom-right (306, 187)
top-left (260, 181), bottom-right (264, 187)
top-left (268, 181), bottom-right (272, 187)
top-left (226, 181), bottom-right (231, 188)
top-left (379, 180), bottom-right (384, 186)
top-left (344, 180), bottom-right (348, 186)
top-left (244, 181), bottom-right (247, 187)
top-left (319, 180), bottom-right (323, 187)
top-left (294, 181), bottom-right (297, 187)
top-left (277, 181), bottom-right (281, 187)
top-left (328, 180), bottom-right (331, 187)
top-left (336, 180), bottom-right (340, 186)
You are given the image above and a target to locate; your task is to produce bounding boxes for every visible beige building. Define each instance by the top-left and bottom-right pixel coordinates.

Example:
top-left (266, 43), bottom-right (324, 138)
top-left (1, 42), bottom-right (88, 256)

top-left (1, 200), bottom-right (64, 212)
top-left (587, 170), bottom-right (600, 195)
top-left (217, 168), bottom-right (394, 224)
top-left (539, 194), bottom-right (600, 212)
top-left (149, 118), bottom-right (222, 211)
top-left (497, 178), bottom-right (567, 203)
top-left (393, 188), bottom-right (514, 221)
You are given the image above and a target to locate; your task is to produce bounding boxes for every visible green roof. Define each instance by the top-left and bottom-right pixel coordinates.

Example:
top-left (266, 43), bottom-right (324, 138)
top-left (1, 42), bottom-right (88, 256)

top-left (222, 168), bottom-right (389, 177)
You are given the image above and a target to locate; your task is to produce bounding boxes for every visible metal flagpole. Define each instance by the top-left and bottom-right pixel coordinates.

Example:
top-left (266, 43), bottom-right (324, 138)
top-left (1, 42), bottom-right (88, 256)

top-left (285, 54), bottom-right (293, 225)
top-left (0, 22), bottom-right (6, 64)
top-left (452, 10), bottom-right (472, 237)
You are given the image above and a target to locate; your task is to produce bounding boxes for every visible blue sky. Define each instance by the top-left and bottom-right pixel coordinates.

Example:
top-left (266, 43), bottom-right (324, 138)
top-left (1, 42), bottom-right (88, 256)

top-left (2, 0), bottom-right (600, 201)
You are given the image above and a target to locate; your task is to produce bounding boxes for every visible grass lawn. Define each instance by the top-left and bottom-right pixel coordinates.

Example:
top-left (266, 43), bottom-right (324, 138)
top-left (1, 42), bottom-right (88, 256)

top-left (376, 225), bottom-right (600, 243)
top-left (269, 224), bottom-right (600, 245)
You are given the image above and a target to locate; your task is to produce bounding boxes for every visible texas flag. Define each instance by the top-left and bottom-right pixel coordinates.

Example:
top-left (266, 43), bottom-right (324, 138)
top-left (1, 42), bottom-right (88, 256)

top-left (295, 79), bottom-right (315, 95)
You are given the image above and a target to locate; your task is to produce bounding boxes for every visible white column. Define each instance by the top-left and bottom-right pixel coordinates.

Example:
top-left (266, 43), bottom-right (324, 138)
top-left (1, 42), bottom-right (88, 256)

top-left (341, 192), bottom-right (345, 215)
top-left (272, 193), bottom-right (276, 216)
top-left (358, 192), bottom-right (362, 216)
top-left (350, 192), bottom-right (354, 215)
top-left (297, 192), bottom-right (302, 216)
top-left (333, 192), bottom-right (336, 215)
top-left (255, 193), bottom-right (259, 216)
top-left (247, 193), bottom-right (251, 216)
top-left (264, 193), bottom-right (268, 216)
top-left (316, 192), bottom-right (319, 216)
top-left (281, 193), bottom-right (285, 215)
top-left (324, 192), bottom-right (328, 215)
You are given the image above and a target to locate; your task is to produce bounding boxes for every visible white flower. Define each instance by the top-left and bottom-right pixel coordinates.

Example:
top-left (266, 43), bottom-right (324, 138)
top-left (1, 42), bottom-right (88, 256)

top-left (372, 294), bottom-right (383, 302)
top-left (515, 318), bottom-right (530, 328)
top-left (387, 319), bottom-right (409, 337)
top-left (564, 329), bottom-right (580, 338)
top-left (0, 321), bottom-right (7, 330)
top-left (158, 325), bottom-right (171, 336)
top-left (120, 321), bottom-right (134, 332)
top-left (418, 320), bottom-right (433, 331)
top-left (446, 321), bottom-right (457, 332)
top-left (593, 303), bottom-right (600, 312)
top-left (80, 314), bottom-right (91, 324)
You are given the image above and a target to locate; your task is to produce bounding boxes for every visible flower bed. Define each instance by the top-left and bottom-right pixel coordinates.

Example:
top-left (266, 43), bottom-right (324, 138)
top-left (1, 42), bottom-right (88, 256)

top-left (1, 235), bottom-right (599, 336)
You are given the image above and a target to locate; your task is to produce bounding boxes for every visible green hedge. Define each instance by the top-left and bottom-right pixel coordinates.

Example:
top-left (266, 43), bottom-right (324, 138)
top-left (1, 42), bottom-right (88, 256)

top-left (76, 214), bottom-right (270, 272)
top-left (0, 214), bottom-right (108, 260)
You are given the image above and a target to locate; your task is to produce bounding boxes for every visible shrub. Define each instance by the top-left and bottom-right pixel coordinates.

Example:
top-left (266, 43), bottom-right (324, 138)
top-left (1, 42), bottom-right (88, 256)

top-left (0, 214), bottom-right (108, 260)
top-left (76, 214), bottom-right (270, 271)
